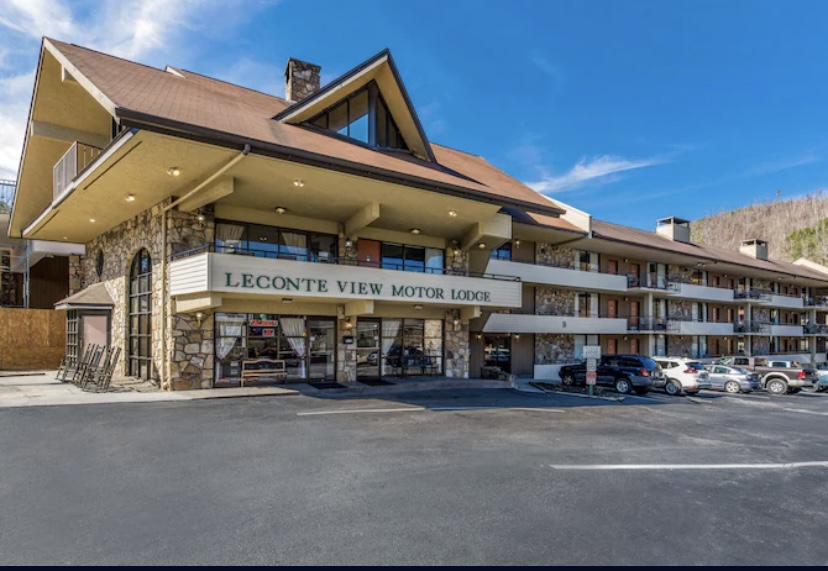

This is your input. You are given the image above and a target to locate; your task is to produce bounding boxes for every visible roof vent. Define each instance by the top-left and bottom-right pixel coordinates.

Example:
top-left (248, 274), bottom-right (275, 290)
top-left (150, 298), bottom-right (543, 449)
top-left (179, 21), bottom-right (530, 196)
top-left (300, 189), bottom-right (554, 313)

top-left (284, 58), bottom-right (321, 102)
top-left (656, 217), bottom-right (691, 243)
top-left (740, 239), bottom-right (768, 260)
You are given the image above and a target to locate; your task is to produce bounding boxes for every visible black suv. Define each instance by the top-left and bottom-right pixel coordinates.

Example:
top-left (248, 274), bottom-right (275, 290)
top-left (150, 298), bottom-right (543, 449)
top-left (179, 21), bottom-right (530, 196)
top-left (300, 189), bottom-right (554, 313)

top-left (558, 355), bottom-right (665, 395)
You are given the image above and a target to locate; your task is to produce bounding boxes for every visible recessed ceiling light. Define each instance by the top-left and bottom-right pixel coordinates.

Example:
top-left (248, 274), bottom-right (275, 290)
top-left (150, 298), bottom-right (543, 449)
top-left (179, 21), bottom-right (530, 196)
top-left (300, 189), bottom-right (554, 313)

top-left (282, 298), bottom-right (293, 304)
top-left (167, 167), bottom-right (181, 176)
top-left (62, 236), bottom-right (68, 240)
top-left (448, 210), bottom-right (457, 217)
top-left (293, 179), bottom-right (304, 187)
top-left (478, 242), bottom-right (486, 249)
top-left (410, 228), bottom-right (421, 235)
top-left (125, 194), bottom-right (136, 202)
top-left (89, 218), bottom-right (96, 223)
top-left (275, 207), bottom-right (287, 214)
top-left (258, 236), bottom-right (268, 241)
top-left (414, 304), bottom-right (423, 310)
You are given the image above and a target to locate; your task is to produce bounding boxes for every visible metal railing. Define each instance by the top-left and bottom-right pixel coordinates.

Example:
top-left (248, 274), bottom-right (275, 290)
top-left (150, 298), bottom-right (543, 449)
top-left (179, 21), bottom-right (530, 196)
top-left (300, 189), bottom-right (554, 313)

top-left (170, 244), bottom-right (521, 281)
top-left (733, 321), bottom-right (771, 334)
top-left (733, 288), bottom-right (772, 301)
top-left (53, 142), bottom-right (102, 200)
top-left (803, 296), bottom-right (828, 308)
top-left (0, 179), bottom-right (14, 213)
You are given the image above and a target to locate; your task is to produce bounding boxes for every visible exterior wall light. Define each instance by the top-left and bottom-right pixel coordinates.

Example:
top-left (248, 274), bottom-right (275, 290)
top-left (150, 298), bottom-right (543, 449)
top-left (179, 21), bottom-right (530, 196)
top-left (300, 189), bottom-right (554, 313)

top-left (194, 311), bottom-right (205, 327)
top-left (345, 237), bottom-right (353, 249)
top-left (514, 333), bottom-right (521, 340)
top-left (196, 213), bottom-right (206, 223)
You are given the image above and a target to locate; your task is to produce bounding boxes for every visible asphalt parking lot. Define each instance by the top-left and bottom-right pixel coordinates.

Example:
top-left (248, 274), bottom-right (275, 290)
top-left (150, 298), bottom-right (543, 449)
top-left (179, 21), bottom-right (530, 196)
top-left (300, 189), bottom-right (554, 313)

top-left (1, 387), bottom-right (827, 565)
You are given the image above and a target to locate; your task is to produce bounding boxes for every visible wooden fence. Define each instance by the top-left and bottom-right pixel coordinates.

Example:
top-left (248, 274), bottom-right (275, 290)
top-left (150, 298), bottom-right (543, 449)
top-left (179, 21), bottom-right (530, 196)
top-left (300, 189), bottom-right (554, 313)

top-left (0, 308), bottom-right (65, 370)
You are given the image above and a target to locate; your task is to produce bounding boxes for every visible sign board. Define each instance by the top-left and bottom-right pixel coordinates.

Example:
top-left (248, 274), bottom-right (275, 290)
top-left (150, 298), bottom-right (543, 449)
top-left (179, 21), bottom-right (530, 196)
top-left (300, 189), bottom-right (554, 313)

top-left (586, 359), bottom-right (597, 372)
top-left (586, 371), bottom-right (597, 385)
top-left (583, 345), bottom-right (602, 359)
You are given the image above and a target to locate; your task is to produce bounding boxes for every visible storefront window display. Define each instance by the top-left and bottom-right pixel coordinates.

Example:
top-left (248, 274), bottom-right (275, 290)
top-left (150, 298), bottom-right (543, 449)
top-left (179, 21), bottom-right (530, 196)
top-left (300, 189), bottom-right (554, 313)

top-left (214, 313), bottom-right (336, 385)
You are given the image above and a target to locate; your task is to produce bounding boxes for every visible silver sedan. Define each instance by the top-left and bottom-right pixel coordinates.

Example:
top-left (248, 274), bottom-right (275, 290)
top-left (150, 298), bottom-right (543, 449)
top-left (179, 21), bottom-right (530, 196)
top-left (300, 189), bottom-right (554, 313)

top-left (704, 365), bottom-right (761, 393)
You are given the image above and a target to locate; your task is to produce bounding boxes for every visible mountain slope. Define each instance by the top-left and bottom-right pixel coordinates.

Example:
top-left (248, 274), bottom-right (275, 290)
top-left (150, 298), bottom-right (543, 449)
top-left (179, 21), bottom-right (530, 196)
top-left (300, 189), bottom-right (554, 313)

top-left (690, 192), bottom-right (828, 264)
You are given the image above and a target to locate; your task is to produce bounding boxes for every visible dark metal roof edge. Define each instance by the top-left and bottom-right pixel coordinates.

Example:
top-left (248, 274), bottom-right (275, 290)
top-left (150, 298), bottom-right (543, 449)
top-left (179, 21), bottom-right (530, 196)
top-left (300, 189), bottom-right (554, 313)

top-left (117, 108), bottom-right (566, 217)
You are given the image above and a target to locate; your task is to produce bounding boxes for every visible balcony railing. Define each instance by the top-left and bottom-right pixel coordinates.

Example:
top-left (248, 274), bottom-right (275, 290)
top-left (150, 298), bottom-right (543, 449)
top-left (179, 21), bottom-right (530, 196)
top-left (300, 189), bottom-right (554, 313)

top-left (53, 142), bottom-right (102, 200)
top-left (0, 179), bottom-right (14, 214)
top-left (733, 288), bottom-right (772, 302)
top-left (804, 297), bottom-right (828, 308)
top-left (733, 321), bottom-right (770, 334)
top-left (171, 244), bottom-right (520, 281)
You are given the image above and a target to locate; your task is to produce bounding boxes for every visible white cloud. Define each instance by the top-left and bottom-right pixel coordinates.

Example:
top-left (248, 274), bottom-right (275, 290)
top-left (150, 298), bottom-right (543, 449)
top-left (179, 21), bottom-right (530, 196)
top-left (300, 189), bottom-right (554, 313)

top-left (527, 154), bottom-right (666, 194)
top-left (0, 0), bottom-right (266, 180)
top-left (743, 153), bottom-right (820, 177)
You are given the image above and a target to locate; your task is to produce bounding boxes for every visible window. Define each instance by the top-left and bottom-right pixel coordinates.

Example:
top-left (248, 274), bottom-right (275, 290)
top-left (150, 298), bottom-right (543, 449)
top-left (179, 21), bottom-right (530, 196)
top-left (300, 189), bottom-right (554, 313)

top-left (215, 221), bottom-right (337, 262)
top-left (306, 82), bottom-right (409, 151)
top-left (381, 243), bottom-right (443, 274)
top-left (128, 249), bottom-right (153, 380)
top-left (95, 250), bottom-right (104, 278)
top-left (491, 242), bottom-right (512, 261)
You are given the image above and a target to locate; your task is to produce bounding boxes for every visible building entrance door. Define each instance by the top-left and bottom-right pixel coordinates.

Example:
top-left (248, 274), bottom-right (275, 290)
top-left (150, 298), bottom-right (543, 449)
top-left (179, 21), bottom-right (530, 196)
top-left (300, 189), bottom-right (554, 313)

top-left (483, 335), bottom-right (511, 374)
top-left (308, 318), bottom-right (336, 381)
top-left (356, 319), bottom-right (381, 379)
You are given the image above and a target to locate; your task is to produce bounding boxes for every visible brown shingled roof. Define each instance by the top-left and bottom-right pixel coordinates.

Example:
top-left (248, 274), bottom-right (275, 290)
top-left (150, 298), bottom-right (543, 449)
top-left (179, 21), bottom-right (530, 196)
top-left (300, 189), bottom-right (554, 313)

top-left (47, 39), bottom-right (562, 215)
top-left (54, 282), bottom-right (114, 309)
top-left (592, 220), bottom-right (828, 281)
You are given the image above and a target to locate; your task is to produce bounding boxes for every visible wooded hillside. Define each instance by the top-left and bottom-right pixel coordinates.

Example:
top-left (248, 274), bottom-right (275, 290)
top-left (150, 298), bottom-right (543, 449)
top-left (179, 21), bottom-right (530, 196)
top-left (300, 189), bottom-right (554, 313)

top-left (690, 191), bottom-right (828, 264)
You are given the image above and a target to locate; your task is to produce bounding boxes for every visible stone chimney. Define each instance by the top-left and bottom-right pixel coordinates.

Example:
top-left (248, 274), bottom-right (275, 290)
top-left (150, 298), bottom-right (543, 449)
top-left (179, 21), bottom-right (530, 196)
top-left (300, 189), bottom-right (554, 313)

top-left (284, 58), bottom-right (321, 102)
top-left (655, 217), bottom-right (691, 243)
top-left (740, 239), bottom-right (769, 260)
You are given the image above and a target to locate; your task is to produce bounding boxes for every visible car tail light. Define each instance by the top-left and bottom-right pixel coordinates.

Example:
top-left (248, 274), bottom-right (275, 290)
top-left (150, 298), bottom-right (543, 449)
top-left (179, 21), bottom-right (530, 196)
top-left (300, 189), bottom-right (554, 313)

top-left (640, 368), bottom-right (650, 377)
top-left (798, 370), bottom-right (806, 379)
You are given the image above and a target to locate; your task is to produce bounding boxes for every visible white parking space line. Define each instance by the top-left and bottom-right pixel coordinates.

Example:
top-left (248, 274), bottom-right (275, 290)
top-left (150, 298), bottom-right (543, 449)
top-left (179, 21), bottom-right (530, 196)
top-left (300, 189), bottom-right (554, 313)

top-left (549, 461), bottom-right (828, 471)
top-left (429, 406), bottom-right (564, 413)
top-left (782, 408), bottom-right (828, 417)
top-left (297, 407), bottom-right (425, 416)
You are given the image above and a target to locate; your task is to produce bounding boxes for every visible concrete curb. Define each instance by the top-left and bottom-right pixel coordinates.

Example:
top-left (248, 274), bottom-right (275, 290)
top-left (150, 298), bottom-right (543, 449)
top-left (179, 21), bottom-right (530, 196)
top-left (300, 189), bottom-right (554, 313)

top-left (312, 379), bottom-right (513, 397)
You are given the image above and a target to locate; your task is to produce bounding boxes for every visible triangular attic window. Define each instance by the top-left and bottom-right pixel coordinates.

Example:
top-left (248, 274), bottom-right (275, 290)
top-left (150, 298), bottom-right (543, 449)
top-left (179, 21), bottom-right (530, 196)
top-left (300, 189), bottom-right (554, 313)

top-left (304, 81), bottom-right (409, 152)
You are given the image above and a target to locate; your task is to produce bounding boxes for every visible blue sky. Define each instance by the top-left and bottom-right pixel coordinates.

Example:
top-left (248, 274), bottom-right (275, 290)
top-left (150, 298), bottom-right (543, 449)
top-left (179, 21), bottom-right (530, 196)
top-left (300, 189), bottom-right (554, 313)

top-left (1, 0), bottom-right (827, 229)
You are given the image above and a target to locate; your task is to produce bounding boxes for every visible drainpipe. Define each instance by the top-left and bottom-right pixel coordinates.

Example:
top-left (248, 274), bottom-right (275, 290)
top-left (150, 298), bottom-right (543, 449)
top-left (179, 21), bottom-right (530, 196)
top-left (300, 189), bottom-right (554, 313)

top-left (159, 144), bottom-right (251, 389)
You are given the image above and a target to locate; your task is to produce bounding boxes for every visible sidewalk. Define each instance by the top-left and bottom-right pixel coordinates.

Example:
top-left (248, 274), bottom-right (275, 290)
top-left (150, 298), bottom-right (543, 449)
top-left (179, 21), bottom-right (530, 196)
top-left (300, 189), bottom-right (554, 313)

top-left (0, 372), bottom-right (527, 409)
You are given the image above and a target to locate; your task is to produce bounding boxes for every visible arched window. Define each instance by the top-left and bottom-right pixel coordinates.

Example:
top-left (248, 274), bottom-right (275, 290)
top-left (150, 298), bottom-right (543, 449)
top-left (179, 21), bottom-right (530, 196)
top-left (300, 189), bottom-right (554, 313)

top-left (128, 249), bottom-right (153, 379)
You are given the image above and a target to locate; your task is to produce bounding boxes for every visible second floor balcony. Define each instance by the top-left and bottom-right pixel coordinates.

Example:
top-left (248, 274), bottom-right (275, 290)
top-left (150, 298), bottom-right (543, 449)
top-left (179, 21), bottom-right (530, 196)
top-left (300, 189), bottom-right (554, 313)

top-left (487, 258), bottom-right (628, 293)
top-left (53, 141), bottom-right (102, 200)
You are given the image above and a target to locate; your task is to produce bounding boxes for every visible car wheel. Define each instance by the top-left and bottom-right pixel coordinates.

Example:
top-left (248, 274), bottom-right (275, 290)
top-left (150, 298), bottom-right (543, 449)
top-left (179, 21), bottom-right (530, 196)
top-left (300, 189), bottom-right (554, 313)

top-left (766, 378), bottom-right (787, 395)
top-left (614, 377), bottom-right (632, 395)
top-left (724, 381), bottom-right (741, 394)
top-left (562, 374), bottom-right (575, 387)
top-left (665, 379), bottom-right (682, 396)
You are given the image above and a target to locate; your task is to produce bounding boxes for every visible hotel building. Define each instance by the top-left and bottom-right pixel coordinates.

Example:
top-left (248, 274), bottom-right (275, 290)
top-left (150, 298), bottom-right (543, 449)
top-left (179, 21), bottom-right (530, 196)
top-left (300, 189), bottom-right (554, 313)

top-left (8, 38), bottom-right (828, 389)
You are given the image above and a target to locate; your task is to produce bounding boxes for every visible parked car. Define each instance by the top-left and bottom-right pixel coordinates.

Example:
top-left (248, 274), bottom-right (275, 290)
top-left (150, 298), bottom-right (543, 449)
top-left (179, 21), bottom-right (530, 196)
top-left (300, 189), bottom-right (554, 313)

top-left (716, 356), bottom-right (818, 395)
top-left (653, 358), bottom-right (712, 396)
top-left (703, 365), bottom-right (760, 393)
top-left (558, 355), bottom-right (665, 395)
top-left (814, 362), bottom-right (828, 392)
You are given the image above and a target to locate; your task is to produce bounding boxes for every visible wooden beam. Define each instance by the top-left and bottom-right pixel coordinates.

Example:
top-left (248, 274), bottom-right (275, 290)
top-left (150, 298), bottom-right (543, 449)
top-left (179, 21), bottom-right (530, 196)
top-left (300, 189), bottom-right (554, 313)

top-left (30, 120), bottom-right (109, 148)
top-left (175, 294), bottom-right (223, 313)
top-left (460, 306), bottom-right (481, 321)
top-left (177, 177), bottom-right (235, 212)
top-left (344, 202), bottom-right (380, 236)
top-left (345, 299), bottom-right (374, 316)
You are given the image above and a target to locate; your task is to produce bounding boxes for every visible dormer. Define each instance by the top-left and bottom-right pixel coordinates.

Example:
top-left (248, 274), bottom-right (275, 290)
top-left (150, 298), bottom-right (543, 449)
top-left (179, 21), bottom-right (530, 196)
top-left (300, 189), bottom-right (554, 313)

top-left (275, 49), bottom-right (435, 162)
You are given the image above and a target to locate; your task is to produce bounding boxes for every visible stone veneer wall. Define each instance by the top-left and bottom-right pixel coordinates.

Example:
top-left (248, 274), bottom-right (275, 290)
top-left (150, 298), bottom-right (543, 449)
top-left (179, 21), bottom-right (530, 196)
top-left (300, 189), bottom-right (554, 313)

top-left (536, 243), bottom-right (574, 268)
top-left (444, 309), bottom-right (469, 378)
top-left (668, 300), bottom-right (693, 320)
top-left (753, 307), bottom-right (771, 324)
top-left (82, 201), bottom-right (214, 389)
top-left (0, 252), bottom-right (19, 305)
top-left (668, 335), bottom-right (694, 357)
top-left (535, 334), bottom-right (575, 364)
top-left (535, 287), bottom-right (575, 316)
top-left (751, 336), bottom-right (771, 355)
top-left (68, 254), bottom-right (83, 295)
top-left (336, 227), bottom-right (360, 382)
top-left (668, 264), bottom-right (694, 283)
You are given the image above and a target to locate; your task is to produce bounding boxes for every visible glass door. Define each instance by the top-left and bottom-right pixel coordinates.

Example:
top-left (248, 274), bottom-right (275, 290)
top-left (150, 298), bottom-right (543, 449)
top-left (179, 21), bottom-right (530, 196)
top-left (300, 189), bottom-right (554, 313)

top-left (356, 319), bottom-right (381, 379)
top-left (483, 335), bottom-right (511, 373)
top-left (308, 318), bottom-right (335, 381)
